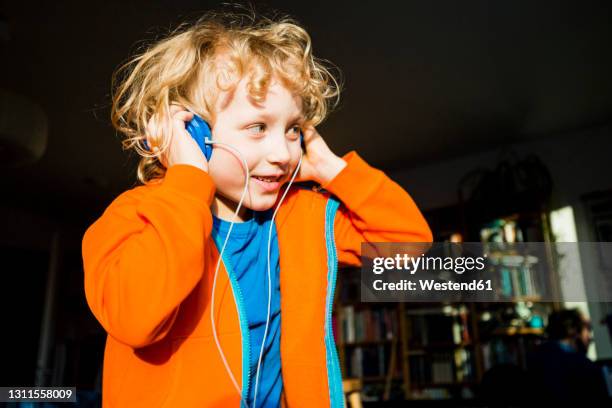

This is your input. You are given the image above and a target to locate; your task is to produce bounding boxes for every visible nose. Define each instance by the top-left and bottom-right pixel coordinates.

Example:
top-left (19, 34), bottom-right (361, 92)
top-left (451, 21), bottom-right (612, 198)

top-left (266, 132), bottom-right (291, 168)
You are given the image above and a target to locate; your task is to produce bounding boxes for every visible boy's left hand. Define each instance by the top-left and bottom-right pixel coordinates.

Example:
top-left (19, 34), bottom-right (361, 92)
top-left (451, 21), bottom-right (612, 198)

top-left (295, 126), bottom-right (347, 185)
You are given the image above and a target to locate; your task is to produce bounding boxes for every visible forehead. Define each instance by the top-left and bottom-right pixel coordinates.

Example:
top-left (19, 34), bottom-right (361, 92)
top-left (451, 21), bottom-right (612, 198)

top-left (216, 75), bottom-right (303, 120)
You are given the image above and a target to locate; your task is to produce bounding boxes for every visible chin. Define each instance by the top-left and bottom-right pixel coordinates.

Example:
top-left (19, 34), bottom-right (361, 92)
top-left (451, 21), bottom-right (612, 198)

top-left (247, 195), bottom-right (280, 212)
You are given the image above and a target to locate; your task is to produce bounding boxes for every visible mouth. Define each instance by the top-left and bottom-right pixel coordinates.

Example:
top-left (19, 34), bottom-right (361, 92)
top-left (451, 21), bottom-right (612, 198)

top-left (251, 173), bottom-right (286, 192)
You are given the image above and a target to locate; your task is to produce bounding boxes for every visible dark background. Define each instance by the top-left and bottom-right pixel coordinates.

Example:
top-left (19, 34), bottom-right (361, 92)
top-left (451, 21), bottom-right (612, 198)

top-left (2, 0), bottom-right (611, 224)
top-left (1, 0), bottom-right (611, 405)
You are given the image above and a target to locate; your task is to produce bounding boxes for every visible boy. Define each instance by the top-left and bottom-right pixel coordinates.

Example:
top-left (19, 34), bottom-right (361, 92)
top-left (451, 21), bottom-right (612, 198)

top-left (82, 11), bottom-right (432, 407)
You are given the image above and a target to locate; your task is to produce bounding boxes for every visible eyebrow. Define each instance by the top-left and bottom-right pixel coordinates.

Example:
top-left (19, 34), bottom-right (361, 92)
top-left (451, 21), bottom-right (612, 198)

top-left (245, 112), bottom-right (304, 124)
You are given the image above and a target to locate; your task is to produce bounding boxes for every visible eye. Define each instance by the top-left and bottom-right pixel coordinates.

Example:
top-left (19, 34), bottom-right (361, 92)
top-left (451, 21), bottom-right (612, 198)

top-left (247, 124), bottom-right (266, 135)
top-left (288, 125), bottom-right (302, 140)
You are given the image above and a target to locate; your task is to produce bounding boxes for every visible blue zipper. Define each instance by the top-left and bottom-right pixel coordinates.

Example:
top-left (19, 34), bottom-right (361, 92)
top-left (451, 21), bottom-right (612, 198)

top-left (212, 235), bottom-right (251, 407)
top-left (324, 197), bottom-right (346, 408)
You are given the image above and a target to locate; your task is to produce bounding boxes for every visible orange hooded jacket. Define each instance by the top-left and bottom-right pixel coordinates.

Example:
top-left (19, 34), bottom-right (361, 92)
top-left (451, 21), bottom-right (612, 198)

top-left (82, 151), bottom-right (433, 407)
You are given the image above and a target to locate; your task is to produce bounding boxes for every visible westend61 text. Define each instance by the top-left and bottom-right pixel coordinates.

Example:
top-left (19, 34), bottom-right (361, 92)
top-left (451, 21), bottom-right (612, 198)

top-left (373, 279), bottom-right (493, 291)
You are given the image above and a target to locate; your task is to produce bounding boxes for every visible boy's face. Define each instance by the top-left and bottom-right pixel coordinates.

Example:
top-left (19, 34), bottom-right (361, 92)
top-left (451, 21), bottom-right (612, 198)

top-left (207, 75), bottom-right (304, 221)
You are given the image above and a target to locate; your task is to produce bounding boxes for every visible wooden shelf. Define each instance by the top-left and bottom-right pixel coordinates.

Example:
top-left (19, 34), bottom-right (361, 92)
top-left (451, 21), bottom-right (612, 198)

top-left (475, 295), bottom-right (543, 304)
top-left (488, 327), bottom-right (544, 336)
top-left (413, 341), bottom-right (472, 348)
top-left (411, 381), bottom-right (476, 388)
top-left (340, 339), bottom-right (393, 347)
top-left (337, 301), bottom-right (397, 309)
top-left (404, 342), bottom-right (473, 354)
top-left (360, 375), bottom-right (403, 382)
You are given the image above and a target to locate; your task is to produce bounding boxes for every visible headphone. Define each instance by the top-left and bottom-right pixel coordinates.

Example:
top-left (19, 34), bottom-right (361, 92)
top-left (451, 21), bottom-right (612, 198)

top-left (145, 113), bottom-right (303, 408)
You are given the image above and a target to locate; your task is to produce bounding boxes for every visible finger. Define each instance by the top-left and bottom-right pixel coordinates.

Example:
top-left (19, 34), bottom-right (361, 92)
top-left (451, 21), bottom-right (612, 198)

top-left (169, 103), bottom-right (185, 114)
top-left (301, 125), bottom-right (317, 142)
top-left (172, 110), bottom-right (194, 124)
top-left (171, 111), bottom-right (194, 140)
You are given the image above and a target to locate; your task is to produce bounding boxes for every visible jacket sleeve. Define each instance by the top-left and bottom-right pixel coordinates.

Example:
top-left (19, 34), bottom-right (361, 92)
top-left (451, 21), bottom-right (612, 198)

top-left (321, 151), bottom-right (433, 267)
top-left (82, 164), bottom-right (216, 348)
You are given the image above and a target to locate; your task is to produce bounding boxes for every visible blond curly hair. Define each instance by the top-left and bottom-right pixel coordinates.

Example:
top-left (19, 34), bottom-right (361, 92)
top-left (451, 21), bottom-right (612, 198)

top-left (110, 9), bottom-right (342, 184)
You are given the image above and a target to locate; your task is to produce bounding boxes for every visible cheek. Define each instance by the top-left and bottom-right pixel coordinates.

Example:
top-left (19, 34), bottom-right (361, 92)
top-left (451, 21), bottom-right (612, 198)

top-left (208, 149), bottom-right (251, 192)
top-left (208, 145), bottom-right (279, 201)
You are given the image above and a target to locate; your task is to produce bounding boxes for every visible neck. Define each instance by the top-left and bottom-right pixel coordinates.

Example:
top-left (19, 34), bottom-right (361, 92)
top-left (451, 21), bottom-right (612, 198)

top-left (211, 195), bottom-right (252, 222)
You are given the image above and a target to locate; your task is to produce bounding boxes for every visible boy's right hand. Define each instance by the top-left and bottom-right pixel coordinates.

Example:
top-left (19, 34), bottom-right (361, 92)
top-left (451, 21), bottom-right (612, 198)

top-left (146, 104), bottom-right (209, 172)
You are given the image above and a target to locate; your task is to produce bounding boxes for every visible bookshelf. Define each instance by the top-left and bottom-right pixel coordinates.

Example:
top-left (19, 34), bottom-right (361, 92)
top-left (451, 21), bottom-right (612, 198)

top-left (332, 207), bottom-right (561, 402)
top-left (334, 272), bottom-right (405, 401)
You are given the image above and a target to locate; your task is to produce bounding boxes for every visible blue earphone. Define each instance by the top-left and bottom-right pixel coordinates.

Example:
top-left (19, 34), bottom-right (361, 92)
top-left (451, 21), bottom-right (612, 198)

top-left (185, 114), bottom-right (214, 161)
top-left (143, 114), bottom-right (213, 161)
top-left (144, 114), bottom-right (304, 160)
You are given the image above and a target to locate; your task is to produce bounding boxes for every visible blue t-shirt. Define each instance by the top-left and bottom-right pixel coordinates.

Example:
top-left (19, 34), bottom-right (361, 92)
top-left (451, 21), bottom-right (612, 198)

top-left (211, 210), bottom-right (283, 408)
